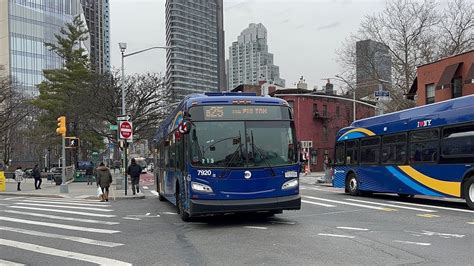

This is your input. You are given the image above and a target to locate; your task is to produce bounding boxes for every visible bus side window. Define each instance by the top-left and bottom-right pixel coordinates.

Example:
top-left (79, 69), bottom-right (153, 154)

top-left (345, 140), bottom-right (359, 165)
top-left (409, 129), bottom-right (439, 163)
top-left (335, 142), bottom-right (345, 165)
top-left (360, 137), bottom-right (381, 165)
top-left (441, 124), bottom-right (474, 163)
top-left (382, 133), bottom-right (407, 165)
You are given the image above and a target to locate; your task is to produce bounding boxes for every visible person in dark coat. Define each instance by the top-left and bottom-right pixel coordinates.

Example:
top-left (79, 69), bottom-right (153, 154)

top-left (127, 158), bottom-right (142, 195)
top-left (96, 162), bottom-right (112, 202)
top-left (32, 164), bottom-right (42, 189)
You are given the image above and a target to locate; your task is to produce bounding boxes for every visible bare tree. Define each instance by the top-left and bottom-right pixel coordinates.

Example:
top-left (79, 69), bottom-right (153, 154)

top-left (437, 0), bottom-right (474, 57)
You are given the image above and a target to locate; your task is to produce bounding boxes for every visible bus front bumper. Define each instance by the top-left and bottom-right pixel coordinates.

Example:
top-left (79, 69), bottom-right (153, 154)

top-left (189, 194), bottom-right (301, 216)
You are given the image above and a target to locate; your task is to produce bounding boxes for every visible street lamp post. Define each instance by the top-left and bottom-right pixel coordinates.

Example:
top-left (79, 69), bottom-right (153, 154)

top-left (118, 43), bottom-right (171, 195)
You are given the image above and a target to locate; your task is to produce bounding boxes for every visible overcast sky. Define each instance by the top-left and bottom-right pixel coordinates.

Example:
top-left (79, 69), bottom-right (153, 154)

top-left (110, 0), bottom-right (387, 88)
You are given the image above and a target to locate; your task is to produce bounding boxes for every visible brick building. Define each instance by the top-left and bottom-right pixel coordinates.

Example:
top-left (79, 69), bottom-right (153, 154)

top-left (271, 89), bottom-right (376, 171)
top-left (407, 50), bottom-right (474, 105)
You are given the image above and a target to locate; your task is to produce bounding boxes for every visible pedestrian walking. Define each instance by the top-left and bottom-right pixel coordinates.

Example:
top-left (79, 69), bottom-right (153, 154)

top-left (32, 164), bottom-right (42, 189)
top-left (96, 162), bottom-right (112, 202)
top-left (86, 161), bottom-right (94, 185)
top-left (14, 166), bottom-right (25, 191)
top-left (127, 158), bottom-right (142, 195)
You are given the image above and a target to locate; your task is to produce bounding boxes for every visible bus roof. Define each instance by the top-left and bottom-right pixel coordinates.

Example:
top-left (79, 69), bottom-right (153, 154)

top-left (154, 92), bottom-right (289, 142)
top-left (337, 94), bottom-right (474, 140)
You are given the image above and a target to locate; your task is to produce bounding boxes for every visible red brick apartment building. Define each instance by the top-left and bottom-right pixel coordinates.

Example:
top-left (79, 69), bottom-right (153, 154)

top-left (408, 50), bottom-right (474, 105)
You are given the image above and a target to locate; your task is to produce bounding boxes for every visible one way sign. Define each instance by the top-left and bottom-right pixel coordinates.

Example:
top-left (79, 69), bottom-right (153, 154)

top-left (66, 137), bottom-right (80, 148)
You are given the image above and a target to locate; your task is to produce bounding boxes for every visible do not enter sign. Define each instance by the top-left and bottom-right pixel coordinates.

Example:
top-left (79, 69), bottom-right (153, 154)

top-left (119, 121), bottom-right (133, 140)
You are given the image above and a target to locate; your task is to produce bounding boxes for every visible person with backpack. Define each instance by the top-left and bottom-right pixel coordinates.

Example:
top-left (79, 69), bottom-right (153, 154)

top-left (96, 162), bottom-right (112, 202)
top-left (127, 158), bottom-right (142, 195)
top-left (32, 164), bottom-right (42, 189)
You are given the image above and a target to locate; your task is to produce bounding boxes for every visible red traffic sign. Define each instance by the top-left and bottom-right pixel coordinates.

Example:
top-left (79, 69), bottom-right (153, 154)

top-left (119, 121), bottom-right (133, 140)
top-left (178, 121), bottom-right (190, 134)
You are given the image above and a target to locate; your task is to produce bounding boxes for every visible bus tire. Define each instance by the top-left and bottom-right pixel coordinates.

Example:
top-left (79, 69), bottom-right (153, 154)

top-left (346, 173), bottom-right (360, 196)
top-left (157, 180), bottom-right (165, 202)
top-left (176, 183), bottom-right (191, 222)
top-left (463, 176), bottom-right (474, 210)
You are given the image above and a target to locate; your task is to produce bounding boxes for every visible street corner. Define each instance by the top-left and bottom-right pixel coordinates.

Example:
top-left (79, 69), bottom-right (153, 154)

top-left (0, 192), bottom-right (64, 198)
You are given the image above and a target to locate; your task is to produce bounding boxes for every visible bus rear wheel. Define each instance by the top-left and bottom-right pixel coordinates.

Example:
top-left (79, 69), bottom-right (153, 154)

top-left (463, 177), bottom-right (474, 210)
top-left (346, 173), bottom-right (360, 196)
top-left (176, 184), bottom-right (191, 222)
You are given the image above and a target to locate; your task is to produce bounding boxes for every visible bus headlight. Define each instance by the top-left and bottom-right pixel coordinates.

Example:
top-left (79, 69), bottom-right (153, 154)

top-left (191, 182), bottom-right (213, 193)
top-left (284, 171), bottom-right (298, 178)
top-left (282, 179), bottom-right (298, 190)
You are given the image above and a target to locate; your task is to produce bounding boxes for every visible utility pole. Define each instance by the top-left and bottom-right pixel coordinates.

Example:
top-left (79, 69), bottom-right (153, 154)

top-left (56, 116), bottom-right (68, 193)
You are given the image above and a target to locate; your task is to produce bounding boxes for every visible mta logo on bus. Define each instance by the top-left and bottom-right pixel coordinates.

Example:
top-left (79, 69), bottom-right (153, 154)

top-left (417, 119), bottom-right (432, 128)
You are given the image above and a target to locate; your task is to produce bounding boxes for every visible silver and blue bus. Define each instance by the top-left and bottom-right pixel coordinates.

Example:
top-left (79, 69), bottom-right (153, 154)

top-left (333, 95), bottom-right (474, 209)
top-left (153, 92), bottom-right (301, 221)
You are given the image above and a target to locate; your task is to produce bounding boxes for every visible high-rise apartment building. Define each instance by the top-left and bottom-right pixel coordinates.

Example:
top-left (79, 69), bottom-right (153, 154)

top-left (226, 23), bottom-right (285, 90)
top-left (165, 0), bottom-right (225, 100)
top-left (81, 0), bottom-right (110, 74)
top-left (0, 0), bottom-right (110, 97)
top-left (356, 39), bottom-right (392, 98)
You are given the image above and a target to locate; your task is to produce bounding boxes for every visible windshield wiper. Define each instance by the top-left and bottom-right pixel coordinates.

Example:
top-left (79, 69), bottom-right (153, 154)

top-left (219, 131), bottom-right (243, 178)
top-left (250, 130), bottom-right (276, 176)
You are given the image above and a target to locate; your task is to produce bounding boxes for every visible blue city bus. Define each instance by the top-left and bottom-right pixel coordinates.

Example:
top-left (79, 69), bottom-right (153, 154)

top-left (153, 92), bottom-right (301, 221)
top-left (333, 95), bottom-right (474, 210)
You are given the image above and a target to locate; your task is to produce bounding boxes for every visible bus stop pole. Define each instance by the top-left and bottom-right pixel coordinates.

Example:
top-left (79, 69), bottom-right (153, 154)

top-left (124, 141), bottom-right (128, 195)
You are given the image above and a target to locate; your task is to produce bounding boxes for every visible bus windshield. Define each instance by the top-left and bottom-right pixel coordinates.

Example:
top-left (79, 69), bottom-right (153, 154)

top-left (190, 120), bottom-right (296, 168)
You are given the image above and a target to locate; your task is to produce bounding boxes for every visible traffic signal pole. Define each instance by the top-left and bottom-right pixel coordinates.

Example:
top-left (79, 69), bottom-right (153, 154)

top-left (59, 133), bottom-right (68, 193)
top-left (124, 142), bottom-right (128, 195)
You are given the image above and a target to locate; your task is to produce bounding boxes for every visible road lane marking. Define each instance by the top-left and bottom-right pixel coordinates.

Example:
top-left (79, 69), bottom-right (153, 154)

top-left (0, 217), bottom-right (120, 234)
top-left (389, 201), bottom-right (474, 213)
top-left (302, 196), bottom-right (396, 211)
top-left (468, 221), bottom-right (474, 224)
top-left (123, 217), bottom-right (141, 220)
top-left (150, 191), bottom-right (159, 196)
top-left (0, 226), bottom-right (123, 247)
top-left (416, 214), bottom-right (440, 218)
top-left (162, 212), bottom-right (177, 215)
top-left (20, 200), bottom-right (111, 207)
top-left (0, 259), bottom-right (25, 266)
top-left (244, 226), bottom-right (267, 230)
top-left (14, 202), bottom-right (114, 212)
top-left (26, 197), bottom-right (109, 204)
top-left (8, 206), bottom-right (115, 218)
top-left (393, 240), bottom-right (431, 246)
top-left (146, 213), bottom-right (150, 216)
top-left (302, 200), bottom-right (336, 207)
top-left (406, 230), bottom-right (464, 239)
top-left (337, 227), bottom-right (369, 231)
top-left (0, 239), bottom-right (131, 266)
top-left (318, 233), bottom-right (355, 239)
top-left (270, 221), bottom-right (296, 225)
top-left (345, 198), bottom-right (437, 213)
top-left (2, 210), bottom-right (119, 225)
top-left (1, 197), bottom-right (26, 201)
top-left (143, 186), bottom-right (149, 190)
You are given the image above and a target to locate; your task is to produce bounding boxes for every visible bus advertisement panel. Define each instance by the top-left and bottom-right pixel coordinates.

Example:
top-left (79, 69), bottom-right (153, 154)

top-left (154, 93), bottom-right (301, 221)
top-left (333, 95), bottom-right (474, 210)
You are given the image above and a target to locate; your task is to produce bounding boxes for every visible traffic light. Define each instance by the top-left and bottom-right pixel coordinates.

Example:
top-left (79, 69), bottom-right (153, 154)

top-left (56, 116), bottom-right (66, 136)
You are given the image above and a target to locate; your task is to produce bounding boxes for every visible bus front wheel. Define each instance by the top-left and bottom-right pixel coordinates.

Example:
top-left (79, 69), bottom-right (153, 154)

top-left (176, 184), bottom-right (191, 222)
top-left (346, 173), bottom-right (360, 196)
top-left (463, 177), bottom-right (474, 210)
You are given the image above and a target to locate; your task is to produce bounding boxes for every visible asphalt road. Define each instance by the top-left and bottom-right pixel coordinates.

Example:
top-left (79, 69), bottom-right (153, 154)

top-left (0, 183), bottom-right (473, 265)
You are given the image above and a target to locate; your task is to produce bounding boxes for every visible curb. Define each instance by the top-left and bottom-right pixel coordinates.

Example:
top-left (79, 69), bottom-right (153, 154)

top-left (84, 194), bottom-right (146, 200)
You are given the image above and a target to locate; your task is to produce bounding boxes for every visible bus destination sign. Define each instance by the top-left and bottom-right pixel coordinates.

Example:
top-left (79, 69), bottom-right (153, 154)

top-left (202, 106), bottom-right (283, 121)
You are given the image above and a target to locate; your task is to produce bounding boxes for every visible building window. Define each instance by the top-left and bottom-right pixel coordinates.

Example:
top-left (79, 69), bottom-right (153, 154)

top-left (322, 105), bottom-right (328, 117)
top-left (313, 103), bottom-right (318, 115)
top-left (311, 150), bottom-right (318, 165)
top-left (426, 84), bottom-right (435, 104)
top-left (323, 126), bottom-right (328, 141)
top-left (452, 77), bottom-right (462, 98)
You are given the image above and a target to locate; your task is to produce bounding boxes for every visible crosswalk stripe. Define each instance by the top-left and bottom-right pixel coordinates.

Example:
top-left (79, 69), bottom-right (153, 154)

top-left (389, 201), bottom-right (474, 213)
top-left (0, 259), bottom-right (25, 266)
top-left (318, 233), bottom-right (355, 239)
top-left (1, 197), bottom-right (27, 201)
top-left (0, 226), bottom-right (123, 247)
top-left (8, 206), bottom-right (116, 218)
top-left (345, 199), bottom-right (437, 213)
top-left (0, 217), bottom-right (120, 234)
top-left (14, 202), bottom-right (114, 212)
top-left (26, 197), bottom-right (108, 204)
top-left (302, 195), bottom-right (396, 211)
top-left (302, 200), bottom-right (336, 207)
top-left (2, 210), bottom-right (119, 225)
top-left (20, 200), bottom-right (111, 208)
top-left (0, 239), bottom-right (131, 266)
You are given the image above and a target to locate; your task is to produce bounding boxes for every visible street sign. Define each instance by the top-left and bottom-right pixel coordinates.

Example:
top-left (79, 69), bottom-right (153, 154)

top-left (374, 90), bottom-right (390, 97)
top-left (117, 114), bottom-right (132, 121)
top-left (119, 121), bottom-right (133, 140)
top-left (109, 124), bottom-right (118, 130)
top-left (65, 137), bottom-right (80, 148)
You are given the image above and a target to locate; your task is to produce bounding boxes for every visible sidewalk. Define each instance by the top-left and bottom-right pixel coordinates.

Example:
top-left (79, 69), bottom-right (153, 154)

top-left (299, 171), bottom-right (333, 186)
top-left (1, 175), bottom-right (145, 200)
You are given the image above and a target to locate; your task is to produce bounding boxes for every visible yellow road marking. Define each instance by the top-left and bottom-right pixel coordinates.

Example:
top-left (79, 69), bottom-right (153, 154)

top-left (417, 214), bottom-right (440, 218)
top-left (468, 221), bottom-right (474, 225)
top-left (382, 208), bottom-right (397, 212)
